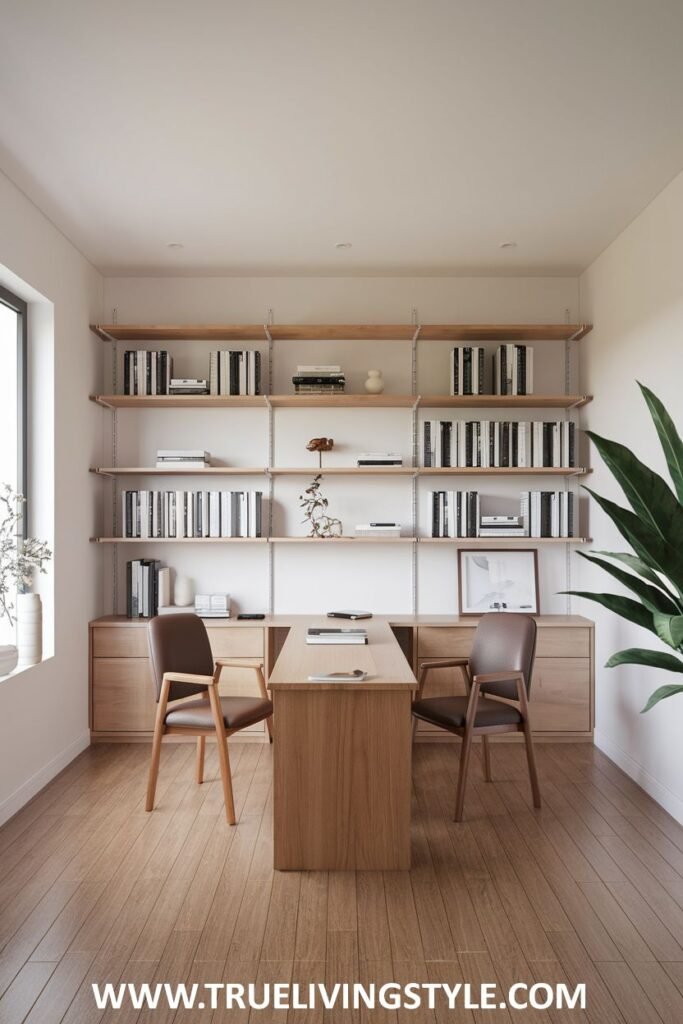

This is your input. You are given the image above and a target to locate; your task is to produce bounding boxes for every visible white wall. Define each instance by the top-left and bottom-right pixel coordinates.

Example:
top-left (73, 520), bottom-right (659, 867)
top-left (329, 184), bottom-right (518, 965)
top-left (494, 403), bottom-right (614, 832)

top-left (579, 169), bottom-right (683, 822)
top-left (104, 276), bottom-right (580, 616)
top-left (0, 169), bottom-right (103, 824)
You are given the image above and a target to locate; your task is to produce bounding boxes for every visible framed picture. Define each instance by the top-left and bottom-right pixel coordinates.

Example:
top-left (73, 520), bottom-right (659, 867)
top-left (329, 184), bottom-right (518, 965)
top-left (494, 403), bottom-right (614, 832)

top-left (458, 548), bottom-right (539, 616)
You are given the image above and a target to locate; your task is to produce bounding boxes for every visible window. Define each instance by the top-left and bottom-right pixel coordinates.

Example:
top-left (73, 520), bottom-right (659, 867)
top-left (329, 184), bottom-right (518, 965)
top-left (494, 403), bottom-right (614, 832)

top-left (0, 285), bottom-right (27, 646)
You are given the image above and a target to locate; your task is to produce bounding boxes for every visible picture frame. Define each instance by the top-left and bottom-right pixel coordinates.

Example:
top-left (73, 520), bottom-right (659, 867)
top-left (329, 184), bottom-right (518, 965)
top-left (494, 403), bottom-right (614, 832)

top-left (457, 548), bottom-right (539, 616)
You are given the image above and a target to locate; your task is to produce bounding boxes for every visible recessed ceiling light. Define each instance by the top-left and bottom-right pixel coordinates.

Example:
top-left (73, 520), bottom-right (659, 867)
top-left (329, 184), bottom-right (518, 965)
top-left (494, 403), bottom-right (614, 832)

top-left (499, 241), bottom-right (517, 249)
top-left (167, 242), bottom-right (184, 249)
top-left (335, 242), bottom-right (352, 249)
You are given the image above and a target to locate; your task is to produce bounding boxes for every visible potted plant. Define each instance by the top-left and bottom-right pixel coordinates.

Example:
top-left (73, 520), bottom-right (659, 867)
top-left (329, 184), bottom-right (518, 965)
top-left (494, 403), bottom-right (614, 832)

top-left (0, 484), bottom-right (51, 676)
top-left (565, 384), bottom-right (683, 711)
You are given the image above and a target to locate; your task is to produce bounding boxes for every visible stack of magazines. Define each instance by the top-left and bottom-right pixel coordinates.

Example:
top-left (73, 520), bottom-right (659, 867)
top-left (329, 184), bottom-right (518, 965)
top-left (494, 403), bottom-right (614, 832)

top-left (292, 365), bottom-right (345, 394)
top-left (306, 627), bottom-right (368, 645)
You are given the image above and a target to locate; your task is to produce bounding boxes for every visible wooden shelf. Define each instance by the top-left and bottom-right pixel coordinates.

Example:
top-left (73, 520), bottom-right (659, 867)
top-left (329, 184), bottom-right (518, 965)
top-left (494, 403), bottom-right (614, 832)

top-left (269, 466), bottom-right (414, 476)
top-left (91, 393), bottom-right (592, 411)
top-left (91, 467), bottom-right (267, 477)
top-left (270, 536), bottom-right (415, 544)
top-left (420, 537), bottom-right (590, 545)
top-left (91, 322), bottom-right (592, 343)
top-left (91, 537), bottom-right (268, 544)
top-left (419, 394), bottom-right (591, 409)
top-left (90, 394), bottom-right (267, 409)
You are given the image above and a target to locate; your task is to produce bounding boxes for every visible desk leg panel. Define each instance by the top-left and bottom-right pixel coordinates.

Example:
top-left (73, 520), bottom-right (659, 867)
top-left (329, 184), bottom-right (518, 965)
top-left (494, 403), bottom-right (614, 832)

top-left (273, 689), bottom-right (412, 871)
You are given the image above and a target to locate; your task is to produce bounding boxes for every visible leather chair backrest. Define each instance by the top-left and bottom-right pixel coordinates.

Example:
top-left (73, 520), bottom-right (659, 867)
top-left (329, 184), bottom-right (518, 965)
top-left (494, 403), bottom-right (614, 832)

top-left (148, 614), bottom-right (215, 702)
top-left (468, 612), bottom-right (537, 701)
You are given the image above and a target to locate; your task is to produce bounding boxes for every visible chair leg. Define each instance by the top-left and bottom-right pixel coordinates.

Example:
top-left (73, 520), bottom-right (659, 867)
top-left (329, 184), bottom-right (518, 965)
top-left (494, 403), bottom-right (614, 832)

top-left (146, 715), bottom-right (165, 812)
top-left (196, 736), bottom-right (206, 784)
top-left (481, 736), bottom-right (492, 782)
top-left (454, 728), bottom-right (474, 822)
top-left (523, 721), bottom-right (542, 809)
top-left (215, 734), bottom-right (236, 825)
top-left (265, 713), bottom-right (273, 744)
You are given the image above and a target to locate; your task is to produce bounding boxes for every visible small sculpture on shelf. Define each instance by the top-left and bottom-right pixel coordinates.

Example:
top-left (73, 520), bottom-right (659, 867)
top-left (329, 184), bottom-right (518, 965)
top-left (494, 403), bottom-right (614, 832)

top-left (364, 369), bottom-right (385, 394)
top-left (300, 475), bottom-right (343, 538)
top-left (306, 436), bottom-right (334, 469)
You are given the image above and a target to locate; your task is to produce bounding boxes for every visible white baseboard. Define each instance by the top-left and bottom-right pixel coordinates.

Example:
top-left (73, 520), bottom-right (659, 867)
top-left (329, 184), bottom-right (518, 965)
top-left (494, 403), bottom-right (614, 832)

top-left (594, 729), bottom-right (683, 825)
top-left (0, 731), bottom-right (91, 827)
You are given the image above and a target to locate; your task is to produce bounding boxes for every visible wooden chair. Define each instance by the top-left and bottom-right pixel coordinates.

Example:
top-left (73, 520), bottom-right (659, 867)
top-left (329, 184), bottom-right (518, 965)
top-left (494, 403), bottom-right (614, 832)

top-left (146, 613), bottom-right (273, 824)
top-left (411, 612), bottom-right (540, 822)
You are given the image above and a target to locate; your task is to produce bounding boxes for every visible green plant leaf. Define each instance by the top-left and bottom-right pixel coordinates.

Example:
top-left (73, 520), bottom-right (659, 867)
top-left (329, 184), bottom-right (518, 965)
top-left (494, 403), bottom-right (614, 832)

top-left (562, 590), bottom-right (655, 634)
top-left (590, 549), bottom-right (677, 597)
top-left (642, 684), bottom-right (683, 712)
top-left (639, 382), bottom-right (683, 504)
top-left (585, 430), bottom-right (683, 543)
top-left (577, 552), bottom-right (680, 615)
top-left (652, 613), bottom-right (683, 650)
top-left (605, 647), bottom-right (683, 672)
top-left (583, 487), bottom-right (683, 599)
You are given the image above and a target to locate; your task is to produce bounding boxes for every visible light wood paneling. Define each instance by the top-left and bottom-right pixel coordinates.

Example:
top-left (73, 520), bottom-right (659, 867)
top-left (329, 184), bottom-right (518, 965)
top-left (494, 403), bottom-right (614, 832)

top-left (207, 627), bottom-right (264, 658)
top-left (530, 659), bottom-right (591, 732)
top-left (92, 659), bottom-right (157, 732)
top-left (418, 625), bottom-right (591, 659)
top-left (92, 626), bottom-right (149, 659)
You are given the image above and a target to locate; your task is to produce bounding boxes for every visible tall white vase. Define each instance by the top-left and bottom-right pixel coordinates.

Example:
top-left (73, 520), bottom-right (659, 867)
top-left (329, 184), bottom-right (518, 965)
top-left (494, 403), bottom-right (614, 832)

top-left (16, 593), bottom-right (42, 669)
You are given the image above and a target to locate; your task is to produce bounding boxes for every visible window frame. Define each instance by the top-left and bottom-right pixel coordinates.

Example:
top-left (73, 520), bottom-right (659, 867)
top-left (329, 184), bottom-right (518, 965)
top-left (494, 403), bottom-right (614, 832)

top-left (0, 284), bottom-right (28, 538)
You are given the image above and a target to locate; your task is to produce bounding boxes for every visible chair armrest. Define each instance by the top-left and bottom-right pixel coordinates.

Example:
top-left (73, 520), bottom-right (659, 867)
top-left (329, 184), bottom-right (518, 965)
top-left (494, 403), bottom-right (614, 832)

top-left (162, 671), bottom-right (218, 688)
top-left (418, 658), bottom-right (469, 670)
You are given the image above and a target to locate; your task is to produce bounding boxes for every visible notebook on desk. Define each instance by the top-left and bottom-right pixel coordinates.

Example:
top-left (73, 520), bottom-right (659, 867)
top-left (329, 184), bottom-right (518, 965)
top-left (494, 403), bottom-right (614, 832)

top-left (306, 627), bottom-right (368, 645)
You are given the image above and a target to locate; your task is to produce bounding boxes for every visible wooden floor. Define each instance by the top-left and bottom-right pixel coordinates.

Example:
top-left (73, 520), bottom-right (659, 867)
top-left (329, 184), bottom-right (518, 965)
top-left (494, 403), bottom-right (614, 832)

top-left (2, 742), bottom-right (683, 1023)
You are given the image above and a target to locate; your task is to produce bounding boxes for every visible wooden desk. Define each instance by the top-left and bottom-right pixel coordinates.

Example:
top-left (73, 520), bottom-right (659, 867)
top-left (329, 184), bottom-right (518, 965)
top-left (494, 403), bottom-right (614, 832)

top-left (267, 618), bottom-right (417, 871)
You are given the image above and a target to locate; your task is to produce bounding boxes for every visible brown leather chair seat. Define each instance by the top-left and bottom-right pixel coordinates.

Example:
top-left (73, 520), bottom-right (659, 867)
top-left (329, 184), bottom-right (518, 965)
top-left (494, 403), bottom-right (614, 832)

top-left (412, 695), bottom-right (522, 730)
top-left (165, 696), bottom-right (273, 731)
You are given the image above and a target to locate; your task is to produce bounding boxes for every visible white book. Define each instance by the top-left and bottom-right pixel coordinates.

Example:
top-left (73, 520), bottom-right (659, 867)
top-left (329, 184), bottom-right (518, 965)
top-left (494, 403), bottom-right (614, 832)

top-left (297, 364), bottom-right (341, 372)
top-left (209, 491), bottom-right (221, 537)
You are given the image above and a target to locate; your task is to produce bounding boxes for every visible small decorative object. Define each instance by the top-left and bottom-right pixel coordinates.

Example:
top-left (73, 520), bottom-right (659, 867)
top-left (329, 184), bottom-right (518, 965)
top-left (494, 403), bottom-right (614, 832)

top-left (458, 548), bottom-right (539, 615)
top-left (173, 574), bottom-right (194, 607)
top-left (0, 485), bottom-right (51, 676)
top-left (364, 369), bottom-right (384, 394)
top-left (306, 436), bottom-right (334, 469)
top-left (16, 593), bottom-right (42, 669)
top-left (300, 475), bottom-right (343, 538)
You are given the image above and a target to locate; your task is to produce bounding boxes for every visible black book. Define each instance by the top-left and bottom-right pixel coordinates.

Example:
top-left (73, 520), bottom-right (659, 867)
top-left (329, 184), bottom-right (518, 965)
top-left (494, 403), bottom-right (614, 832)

top-left (431, 492), bottom-right (438, 537)
top-left (442, 421), bottom-right (451, 467)
top-left (500, 345), bottom-right (507, 394)
top-left (229, 351), bottom-right (238, 395)
top-left (124, 351), bottom-right (130, 395)
top-left (465, 422), bottom-right (473, 467)
top-left (126, 561), bottom-right (132, 618)
top-left (501, 422), bottom-right (509, 467)
top-left (511, 421), bottom-right (518, 467)
top-left (424, 421), bottom-right (432, 467)
top-left (477, 348), bottom-right (485, 394)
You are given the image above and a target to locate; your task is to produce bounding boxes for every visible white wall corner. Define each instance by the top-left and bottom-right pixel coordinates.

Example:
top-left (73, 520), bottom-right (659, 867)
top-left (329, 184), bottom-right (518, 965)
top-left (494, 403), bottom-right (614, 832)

top-left (0, 731), bottom-right (90, 827)
top-left (594, 729), bottom-right (683, 825)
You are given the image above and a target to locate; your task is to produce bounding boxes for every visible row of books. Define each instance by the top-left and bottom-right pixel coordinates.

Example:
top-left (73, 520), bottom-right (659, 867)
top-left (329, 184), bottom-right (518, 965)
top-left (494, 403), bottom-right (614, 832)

top-left (124, 351), bottom-right (173, 395)
top-left (430, 490), bottom-right (575, 538)
top-left (423, 420), bottom-right (575, 468)
top-left (121, 490), bottom-right (263, 538)
top-left (126, 559), bottom-right (161, 618)
top-left (292, 364), bottom-right (345, 394)
top-left (450, 345), bottom-right (534, 396)
top-left (209, 351), bottom-right (261, 395)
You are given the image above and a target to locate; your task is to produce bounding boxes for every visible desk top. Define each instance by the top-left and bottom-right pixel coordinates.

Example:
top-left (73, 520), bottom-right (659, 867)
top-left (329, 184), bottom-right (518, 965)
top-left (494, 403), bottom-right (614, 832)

top-left (268, 617), bottom-right (417, 691)
top-left (91, 613), bottom-right (593, 629)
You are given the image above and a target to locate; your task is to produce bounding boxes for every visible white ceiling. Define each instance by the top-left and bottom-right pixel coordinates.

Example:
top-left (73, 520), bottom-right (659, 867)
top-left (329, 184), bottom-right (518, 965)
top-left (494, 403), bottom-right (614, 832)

top-left (2, 0), bottom-right (683, 276)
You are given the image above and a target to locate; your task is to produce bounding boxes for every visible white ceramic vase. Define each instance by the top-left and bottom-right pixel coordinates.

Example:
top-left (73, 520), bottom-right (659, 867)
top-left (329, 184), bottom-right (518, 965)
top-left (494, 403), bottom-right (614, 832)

top-left (0, 645), bottom-right (18, 677)
top-left (174, 575), bottom-right (193, 607)
top-left (16, 593), bottom-right (42, 669)
top-left (364, 369), bottom-right (384, 394)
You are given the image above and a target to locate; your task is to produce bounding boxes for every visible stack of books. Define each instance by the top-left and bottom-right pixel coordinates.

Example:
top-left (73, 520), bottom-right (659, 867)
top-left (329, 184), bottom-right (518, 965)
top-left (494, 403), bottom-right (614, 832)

top-left (522, 491), bottom-right (574, 538)
top-left (430, 492), bottom-right (480, 538)
top-left (169, 378), bottom-right (208, 395)
top-left (194, 593), bottom-right (230, 618)
top-left (292, 365), bottom-right (345, 394)
top-left (423, 420), bottom-right (575, 468)
top-left (356, 452), bottom-right (403, 467)
top-left (479, 515), bottom-right (527, 538)
top-left (155, 449), bottom-right (210, 470)
top-left (355, 522), bottom-right (401, 537)
top-left (126, 559), bottom-right (161, 618)
top-left (124, 351), bottom-right (172, 395)
top-left (122, 490), bottom-right (263, 538)
top-left (494, 344), bottom-right (534, 395)
top-left (306, 627), bottom-right (368, 645)
top-left (209, 350), bottom-right (261, 395)
top-left (451, 346), bottom-right (485, 395)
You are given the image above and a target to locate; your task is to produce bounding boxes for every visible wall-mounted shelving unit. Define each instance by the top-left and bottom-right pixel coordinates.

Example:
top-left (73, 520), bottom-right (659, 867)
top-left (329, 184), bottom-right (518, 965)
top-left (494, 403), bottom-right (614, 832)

top-left (90, 319), bottom-right (593, 614)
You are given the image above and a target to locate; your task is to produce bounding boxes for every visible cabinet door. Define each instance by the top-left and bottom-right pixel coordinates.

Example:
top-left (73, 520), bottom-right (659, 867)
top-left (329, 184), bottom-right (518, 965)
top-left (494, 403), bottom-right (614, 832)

top-left (93, 658), bottom-right (157, 732)
top-left (529, 659), bottom-right (591, 732)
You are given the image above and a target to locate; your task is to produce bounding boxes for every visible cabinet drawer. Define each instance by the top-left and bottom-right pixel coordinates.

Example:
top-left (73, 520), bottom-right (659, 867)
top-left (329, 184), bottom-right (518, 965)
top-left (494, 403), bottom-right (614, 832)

top-left (207, 627), bottom-right (264, 659)
top-left (536, 628), bottom-right (590, 659)
top-left (92, 626), bottom-right (149, 659)
top-left (529, 658), bottom-right (591, 732)
top-left (92, 659), bottom-right (157, 732)
top-left (418, 628), bottom-right (475, 658)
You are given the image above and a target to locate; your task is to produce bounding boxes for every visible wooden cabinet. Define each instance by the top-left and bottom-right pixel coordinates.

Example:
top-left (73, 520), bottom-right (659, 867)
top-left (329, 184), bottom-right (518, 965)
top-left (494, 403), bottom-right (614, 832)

top-left (90, 619), bottom-right (266, 739)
